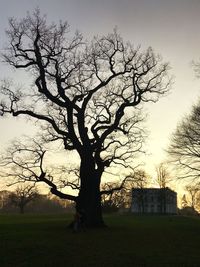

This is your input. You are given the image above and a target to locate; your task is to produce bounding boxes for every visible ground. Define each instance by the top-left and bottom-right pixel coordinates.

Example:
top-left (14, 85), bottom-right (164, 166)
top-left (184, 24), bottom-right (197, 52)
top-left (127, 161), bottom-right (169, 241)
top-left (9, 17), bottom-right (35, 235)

top-left (0, 213), bottom-right (200, 267)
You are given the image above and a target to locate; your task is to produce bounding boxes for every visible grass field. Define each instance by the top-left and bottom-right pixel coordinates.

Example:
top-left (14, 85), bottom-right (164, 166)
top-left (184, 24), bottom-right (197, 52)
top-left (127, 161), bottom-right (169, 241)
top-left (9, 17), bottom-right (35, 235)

top-left (0, 213), bottom-right (200, 267)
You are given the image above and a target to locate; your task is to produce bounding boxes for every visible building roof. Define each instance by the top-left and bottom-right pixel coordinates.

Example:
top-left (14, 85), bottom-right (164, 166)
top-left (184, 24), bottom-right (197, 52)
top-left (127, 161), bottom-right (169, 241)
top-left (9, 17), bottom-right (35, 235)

top-left (132, 187), bottom-right (177, 194)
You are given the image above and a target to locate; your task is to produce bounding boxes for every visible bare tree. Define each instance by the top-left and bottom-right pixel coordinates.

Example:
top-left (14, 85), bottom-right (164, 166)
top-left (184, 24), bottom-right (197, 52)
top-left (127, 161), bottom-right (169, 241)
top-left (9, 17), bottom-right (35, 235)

top-left (181, 194), bottom-right (188, 209)
top-left (155, 163), bottom-right (172, 214)
top-left (9, 184), bottom-right (38, 214)
top-left (192, 59), bottom-right (200, 78)
top-left (130, 169), bottom-right (150, 212)
top-left (155, 162), bottom-right (171, 188)
top-left (132, 169), bottom-right (150, 189)
top-left (0, 10), bottom-right (170, 227)
top-left (101, 182), bottom-right (125, 211)
top-left (185, 183), bottom-right (200, 211)
top-left (168, 101), bottom-right (200, 181)
top-left (101, 168), bottom-right (150, 211)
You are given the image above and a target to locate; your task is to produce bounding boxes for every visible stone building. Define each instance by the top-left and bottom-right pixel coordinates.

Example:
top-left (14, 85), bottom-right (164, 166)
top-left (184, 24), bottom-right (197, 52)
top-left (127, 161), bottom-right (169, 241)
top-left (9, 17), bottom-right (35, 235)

top-left (131, 187), bottom-right (177, 214)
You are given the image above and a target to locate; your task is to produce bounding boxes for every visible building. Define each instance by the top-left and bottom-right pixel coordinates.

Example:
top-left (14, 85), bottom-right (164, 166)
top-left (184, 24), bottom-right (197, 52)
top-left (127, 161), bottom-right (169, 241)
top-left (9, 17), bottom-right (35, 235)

top-left (131, 187), bottom-right (177, 214)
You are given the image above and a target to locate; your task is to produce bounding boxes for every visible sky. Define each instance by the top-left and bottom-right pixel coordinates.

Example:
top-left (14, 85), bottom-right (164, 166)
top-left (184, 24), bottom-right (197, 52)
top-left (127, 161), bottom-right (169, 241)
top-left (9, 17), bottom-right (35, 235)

top-left (0, 0), bottom-right (200, 193)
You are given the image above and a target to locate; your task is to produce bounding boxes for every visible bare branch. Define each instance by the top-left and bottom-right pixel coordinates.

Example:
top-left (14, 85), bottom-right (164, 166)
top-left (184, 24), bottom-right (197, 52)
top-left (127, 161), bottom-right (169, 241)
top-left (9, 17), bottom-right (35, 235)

top-left (168, 101), bottom-right (200, 182)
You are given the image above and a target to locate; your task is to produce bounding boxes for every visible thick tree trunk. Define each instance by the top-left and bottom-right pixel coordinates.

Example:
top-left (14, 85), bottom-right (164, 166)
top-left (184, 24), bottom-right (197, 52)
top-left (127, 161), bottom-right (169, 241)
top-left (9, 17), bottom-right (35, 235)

top-left (76, 158), bottom-right (105, 228)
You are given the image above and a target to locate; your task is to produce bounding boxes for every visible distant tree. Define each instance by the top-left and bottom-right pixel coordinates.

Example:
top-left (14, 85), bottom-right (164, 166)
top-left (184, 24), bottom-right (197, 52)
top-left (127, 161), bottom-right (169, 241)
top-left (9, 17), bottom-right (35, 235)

top-left (27, 194), bottom-right (73, 213)
top-left (0, 10), bottom-right (170, 227)
top-left (101, 182), bottom-right (120, 212)
top-left (155, 162), bottom-right (171, 188)
top-left (0, 190), bottom-right (11, 210)
top-left (101, 168), bottom-right (150, 212)
top-left (133, 169), bottom-right (150, 189)
top-left (127, 169), bottom-right (150, 212)
top-left (101, 181), bottom-right (129, 212)
top-left (168, 101), bottom-right (200, 181)
top-left (9, 184), bottom-right (39, 214)
top-left (155, 163), bottom-right (173, 214)
top-left (185, 183), bottom-right (200, 211)
top-left (181, 194), bottom-right (188, 209)
top-left (192, 59), bottom-right (200, 78)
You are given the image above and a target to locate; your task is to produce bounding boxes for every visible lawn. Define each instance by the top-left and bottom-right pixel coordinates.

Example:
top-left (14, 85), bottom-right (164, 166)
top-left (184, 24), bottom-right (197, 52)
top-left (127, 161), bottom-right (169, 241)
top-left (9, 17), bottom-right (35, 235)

top-left (0, 213), bottom-right (200, 267)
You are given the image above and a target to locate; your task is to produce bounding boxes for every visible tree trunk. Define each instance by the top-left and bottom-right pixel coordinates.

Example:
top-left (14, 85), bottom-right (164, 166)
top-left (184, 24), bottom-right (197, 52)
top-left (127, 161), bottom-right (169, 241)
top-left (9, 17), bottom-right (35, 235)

top-left (76, 157), bottom-right (105, 228)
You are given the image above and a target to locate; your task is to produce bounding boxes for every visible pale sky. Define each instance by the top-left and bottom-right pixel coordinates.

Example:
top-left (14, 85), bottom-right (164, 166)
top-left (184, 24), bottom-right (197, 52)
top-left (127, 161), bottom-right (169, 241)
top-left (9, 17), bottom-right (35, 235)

top-left (0, 0), bottom-right (200, 191)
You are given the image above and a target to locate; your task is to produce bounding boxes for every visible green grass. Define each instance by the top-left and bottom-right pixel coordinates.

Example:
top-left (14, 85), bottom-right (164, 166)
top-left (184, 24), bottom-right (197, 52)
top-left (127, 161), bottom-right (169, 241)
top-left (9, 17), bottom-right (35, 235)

top-left (0, 214), bottom-right (200, 267)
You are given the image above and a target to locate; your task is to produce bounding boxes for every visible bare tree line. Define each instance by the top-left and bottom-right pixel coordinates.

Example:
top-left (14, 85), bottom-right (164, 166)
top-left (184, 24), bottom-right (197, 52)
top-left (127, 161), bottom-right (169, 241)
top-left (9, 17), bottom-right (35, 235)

top-left (0, 184), bottom-right (75, 214)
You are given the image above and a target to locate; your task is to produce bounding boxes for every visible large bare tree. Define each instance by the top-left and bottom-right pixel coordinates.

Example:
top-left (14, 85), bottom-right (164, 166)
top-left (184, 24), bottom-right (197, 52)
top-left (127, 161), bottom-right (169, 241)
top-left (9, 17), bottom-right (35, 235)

top-left (0, 10), bottom-right (170, 227)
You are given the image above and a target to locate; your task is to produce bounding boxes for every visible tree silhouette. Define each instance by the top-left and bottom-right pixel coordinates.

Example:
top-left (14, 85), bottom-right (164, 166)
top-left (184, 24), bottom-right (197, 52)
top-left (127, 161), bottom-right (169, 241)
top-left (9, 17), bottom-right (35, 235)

top-left (168, 101), bottom-right (200, 181)
top-left (101, 168), bottom-right (150, 211)
top-left (185, 183), bottom-right (200, 211)
top-left (0, 10), bottom-right (170, 227)
top-left (155, 162), bottom-right (171, 188)
top-left (9, 184), bottom-right (38, 214)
